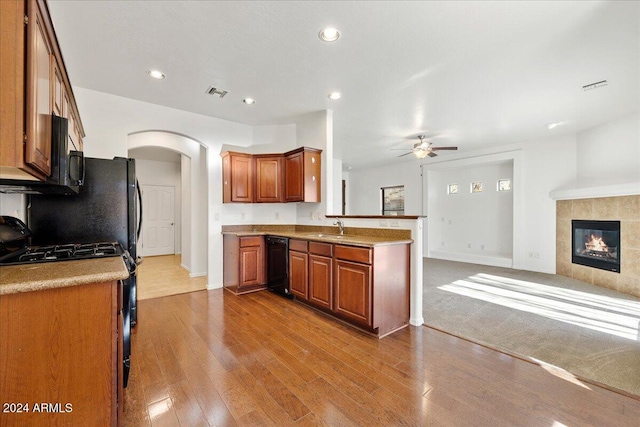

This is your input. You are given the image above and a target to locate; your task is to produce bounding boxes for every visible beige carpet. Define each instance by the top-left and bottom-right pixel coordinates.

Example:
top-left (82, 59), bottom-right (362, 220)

top-left (423, 258), bottom-right (640, 397)
top-left (137, 254), bottom-right (206, 300)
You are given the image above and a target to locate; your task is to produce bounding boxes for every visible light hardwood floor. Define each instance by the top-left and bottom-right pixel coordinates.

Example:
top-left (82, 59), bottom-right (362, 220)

top-left (137, 254), bottom-right (206, 300)
top-left (123, 289), bottom-right (640, 426)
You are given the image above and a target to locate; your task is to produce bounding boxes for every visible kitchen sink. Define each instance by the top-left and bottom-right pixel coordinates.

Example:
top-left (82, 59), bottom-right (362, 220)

top-left (304, 233), bottom-right (344, 239)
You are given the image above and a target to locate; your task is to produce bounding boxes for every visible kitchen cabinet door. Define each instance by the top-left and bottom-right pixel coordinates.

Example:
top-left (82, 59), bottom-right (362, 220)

top-left (255, 155), bottom-right (284, 202)
top-left (222, 152), bottom-right (254, 203)
top-left (289, 250), bottom-right (308, 300)
top-left (309, 254), bottom-right (332, 310)
top-left (334, 259), bottom-right (372, 327)
top-left (239, 241), bottom-right (265, 288)
top-left (24, 0), bottom-right (52, 177)
top-left (284, 150), bottom-right (303, 202)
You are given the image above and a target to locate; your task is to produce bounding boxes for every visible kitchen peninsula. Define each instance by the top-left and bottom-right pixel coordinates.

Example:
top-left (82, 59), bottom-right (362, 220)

top-left (222, 224), bottom-right (412, 338)
top-left (0, 257), bottom-right (129, 427)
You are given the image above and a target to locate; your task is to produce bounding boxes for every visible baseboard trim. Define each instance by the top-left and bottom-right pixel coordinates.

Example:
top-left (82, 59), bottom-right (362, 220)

top-left (180, 263), bottom-right (190, 272)
top-left (207, 283), bottom-right (223, 290)
top-left (190, 272), bottom-right (206, 278)
top-left (429, 250), bottom-right (513, 268)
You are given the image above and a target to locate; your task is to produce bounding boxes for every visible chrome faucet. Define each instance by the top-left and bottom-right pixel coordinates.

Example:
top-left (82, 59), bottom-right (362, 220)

top-left (334, 219), bottom-right (344, 235)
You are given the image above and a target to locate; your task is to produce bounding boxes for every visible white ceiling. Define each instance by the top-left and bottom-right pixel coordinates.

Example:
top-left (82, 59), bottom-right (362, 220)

top-left (48, 1), bottom-right (639, 170)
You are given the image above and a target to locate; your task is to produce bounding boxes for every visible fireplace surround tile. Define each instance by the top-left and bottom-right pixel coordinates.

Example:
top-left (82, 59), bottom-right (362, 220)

top-left (571, 264), bottom-right (594, 284)
top-left (618, 276), bottom-right (640, 295)
top-left (572, 199), bottom-right (593, 218)
top-left (556, 195), bottom-right (640, 298)
top-left (618, 196), bottom-right (640, 221)
top-left (592, 196), bottom-right (618, 219)
top-left (621, 221), bottom-right (640, 249)
top-left (622, 248), bottom-right (640, 277)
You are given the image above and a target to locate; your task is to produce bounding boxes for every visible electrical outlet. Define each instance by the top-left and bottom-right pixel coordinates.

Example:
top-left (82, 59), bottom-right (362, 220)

top-left (468, 243), bottom-right (471, 249)
top-left (317, 212), bottom-right (322, 220)
top-left (309, 211), bottom-right (314, 219)
top-left (379, 219), bottom-right (389, 227)
top-left (240, 212), bottom-right (246, 221)
top-left (275, 212), bottom-right (280, 220)
top-left (448, 219), bottom-right (452, 225)
top-left (390, 219), bottom-right (399, 227)
top-left (481, 244), bottom-right (485, 250)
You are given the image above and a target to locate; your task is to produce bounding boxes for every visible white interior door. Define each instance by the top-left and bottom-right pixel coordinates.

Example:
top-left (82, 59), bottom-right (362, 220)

top-left (142, 185), bottom-right (175, 257)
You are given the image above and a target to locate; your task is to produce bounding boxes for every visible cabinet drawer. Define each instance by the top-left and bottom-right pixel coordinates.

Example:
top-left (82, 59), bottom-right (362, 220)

top-left (309, 241), bottom-right (332, 257)
top-left (289, 239), bottom-right (308, 252)
top-left (334, 245), bottom-right (372, 264)
top-left (239, 236), bottom-right (263, 247)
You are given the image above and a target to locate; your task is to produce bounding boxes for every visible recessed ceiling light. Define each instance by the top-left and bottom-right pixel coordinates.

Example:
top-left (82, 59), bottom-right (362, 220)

top-left (319, 27), bottom-right (340, 42)
top-left (243, 98), bottom-right (255, 105)
top-left (547, 121), bottom-right (563, 130)
top-left (148, 70), bottom-right (166, 80)
top-left (328, 92), bottom-right (342, 100)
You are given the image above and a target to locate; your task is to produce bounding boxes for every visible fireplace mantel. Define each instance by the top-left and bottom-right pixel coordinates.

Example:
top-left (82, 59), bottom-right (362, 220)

top-left (550, 181), bottom-right (640, 201)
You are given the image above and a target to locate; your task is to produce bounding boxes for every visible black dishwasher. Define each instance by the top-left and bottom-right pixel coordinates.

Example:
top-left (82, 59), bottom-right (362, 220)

top-left (266, 236), bottom-right (292, 298)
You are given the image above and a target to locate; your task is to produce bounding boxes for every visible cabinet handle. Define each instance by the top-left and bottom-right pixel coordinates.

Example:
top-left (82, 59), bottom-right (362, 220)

top-left (311, 157), bottom-right (315, 164)
top-left (312, 176), bottom-right (316, 182)
top-left (224, 180), bottom-right (228, 185)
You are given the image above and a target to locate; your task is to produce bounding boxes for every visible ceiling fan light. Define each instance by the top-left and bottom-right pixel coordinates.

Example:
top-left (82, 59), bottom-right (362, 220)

top-left (413, 149), bottom-right (429, 159)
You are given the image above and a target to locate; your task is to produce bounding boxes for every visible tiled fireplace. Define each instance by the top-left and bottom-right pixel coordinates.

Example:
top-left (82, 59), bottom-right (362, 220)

top-left (556, 195), bottom-right (640, 298)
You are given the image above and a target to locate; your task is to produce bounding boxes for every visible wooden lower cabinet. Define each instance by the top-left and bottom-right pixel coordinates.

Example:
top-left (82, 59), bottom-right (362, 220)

top-left (291, 240), bottom-right (409, 338)
top-left (223, 234), bottom-right (267, 294)
top-left (0, 280), bottom-right (122, 426)
top-left (308, 254), bottom-right (333, 311)
top-left (289, 250), bottom-right (308, 299)
top-left (334, 259), bottom-right (371, 327)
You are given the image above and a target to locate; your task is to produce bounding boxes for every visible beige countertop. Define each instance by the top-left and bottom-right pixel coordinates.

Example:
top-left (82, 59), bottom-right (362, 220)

top-left (221, 230), bottom-right (413, 247)
top-left (0, 256), bottom-right (129, 296)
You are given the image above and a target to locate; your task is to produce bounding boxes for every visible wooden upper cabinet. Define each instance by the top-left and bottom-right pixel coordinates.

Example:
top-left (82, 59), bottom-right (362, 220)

top-left (221, 152), bottom-right (254, 203)
top-left (0, 0), bottom-right (85, 181)
top-left (254, 155), bottom-right (284, 203)
top-left (221, 147), bottom-right (321, 204)
top-left (24, 0), bottom-right (52, 177)
top-left (285, 147), bottom-right (321, 203)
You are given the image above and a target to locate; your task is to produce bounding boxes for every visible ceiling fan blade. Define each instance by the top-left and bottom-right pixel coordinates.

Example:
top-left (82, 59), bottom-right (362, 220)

top-left (397, 152), bottom-right (414, 157)
top-left (428, 152), bottom-right (438, 158)
top-left (431, 146), bottom-right (458, 151)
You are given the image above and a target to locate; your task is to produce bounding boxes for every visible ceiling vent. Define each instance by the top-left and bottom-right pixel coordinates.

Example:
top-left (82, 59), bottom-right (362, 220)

top-left (206, 86), bottom-right (229, 98)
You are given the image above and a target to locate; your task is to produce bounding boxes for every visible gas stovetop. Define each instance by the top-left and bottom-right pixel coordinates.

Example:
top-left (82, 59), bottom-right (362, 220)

top-left (0, 242), bottom-right (124, 265)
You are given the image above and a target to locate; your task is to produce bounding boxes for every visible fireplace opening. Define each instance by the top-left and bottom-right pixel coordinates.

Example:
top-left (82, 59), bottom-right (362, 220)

top-left (571, 220), bottom-right (620, 273)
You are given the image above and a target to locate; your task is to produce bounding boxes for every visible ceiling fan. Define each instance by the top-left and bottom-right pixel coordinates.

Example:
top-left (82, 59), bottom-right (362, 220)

top-left (394, 135), bottom-right (458, 159)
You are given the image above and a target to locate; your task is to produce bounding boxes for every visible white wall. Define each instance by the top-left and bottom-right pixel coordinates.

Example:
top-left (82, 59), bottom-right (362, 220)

top-left (347, 133), bottom-right (578, 274)
top-left (576, 112), bottom-right (640, 186)
top-left (348, 162), bottom-right (423, 215)
top-left (294, 110), bottom-right (334, 224)
top-left (128, 132), bottom-right (207, 276)
top-left (74, 87), bottom-right (252, 285)
top-left (428, 161), bottom-right (513, 257)
top-left (0, 194), bottom-right (25, 222)
top-left (133, 158), bottom-right (182, 255)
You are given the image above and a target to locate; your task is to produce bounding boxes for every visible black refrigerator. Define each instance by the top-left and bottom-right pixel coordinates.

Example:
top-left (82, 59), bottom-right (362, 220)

top-left (28, 157), bottom-right (142, 387)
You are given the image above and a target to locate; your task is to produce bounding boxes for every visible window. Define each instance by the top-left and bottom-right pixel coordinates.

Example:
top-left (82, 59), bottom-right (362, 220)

top-left (498, 179), bottom-right (511, 191)
top-left (471, 182), bottom-right (483, 193)
top-left (381, 185), bottom-right (404, 216)
top-left (447, 183), bottom-right (459, 194)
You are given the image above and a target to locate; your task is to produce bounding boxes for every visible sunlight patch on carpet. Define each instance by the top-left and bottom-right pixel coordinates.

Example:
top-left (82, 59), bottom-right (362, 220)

top-left (438, 274), bottom-right (640, 341)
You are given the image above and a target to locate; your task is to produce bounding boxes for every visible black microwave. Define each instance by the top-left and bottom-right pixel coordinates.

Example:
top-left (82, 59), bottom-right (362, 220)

top-left (0, 115), bottom-right (84, 195)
